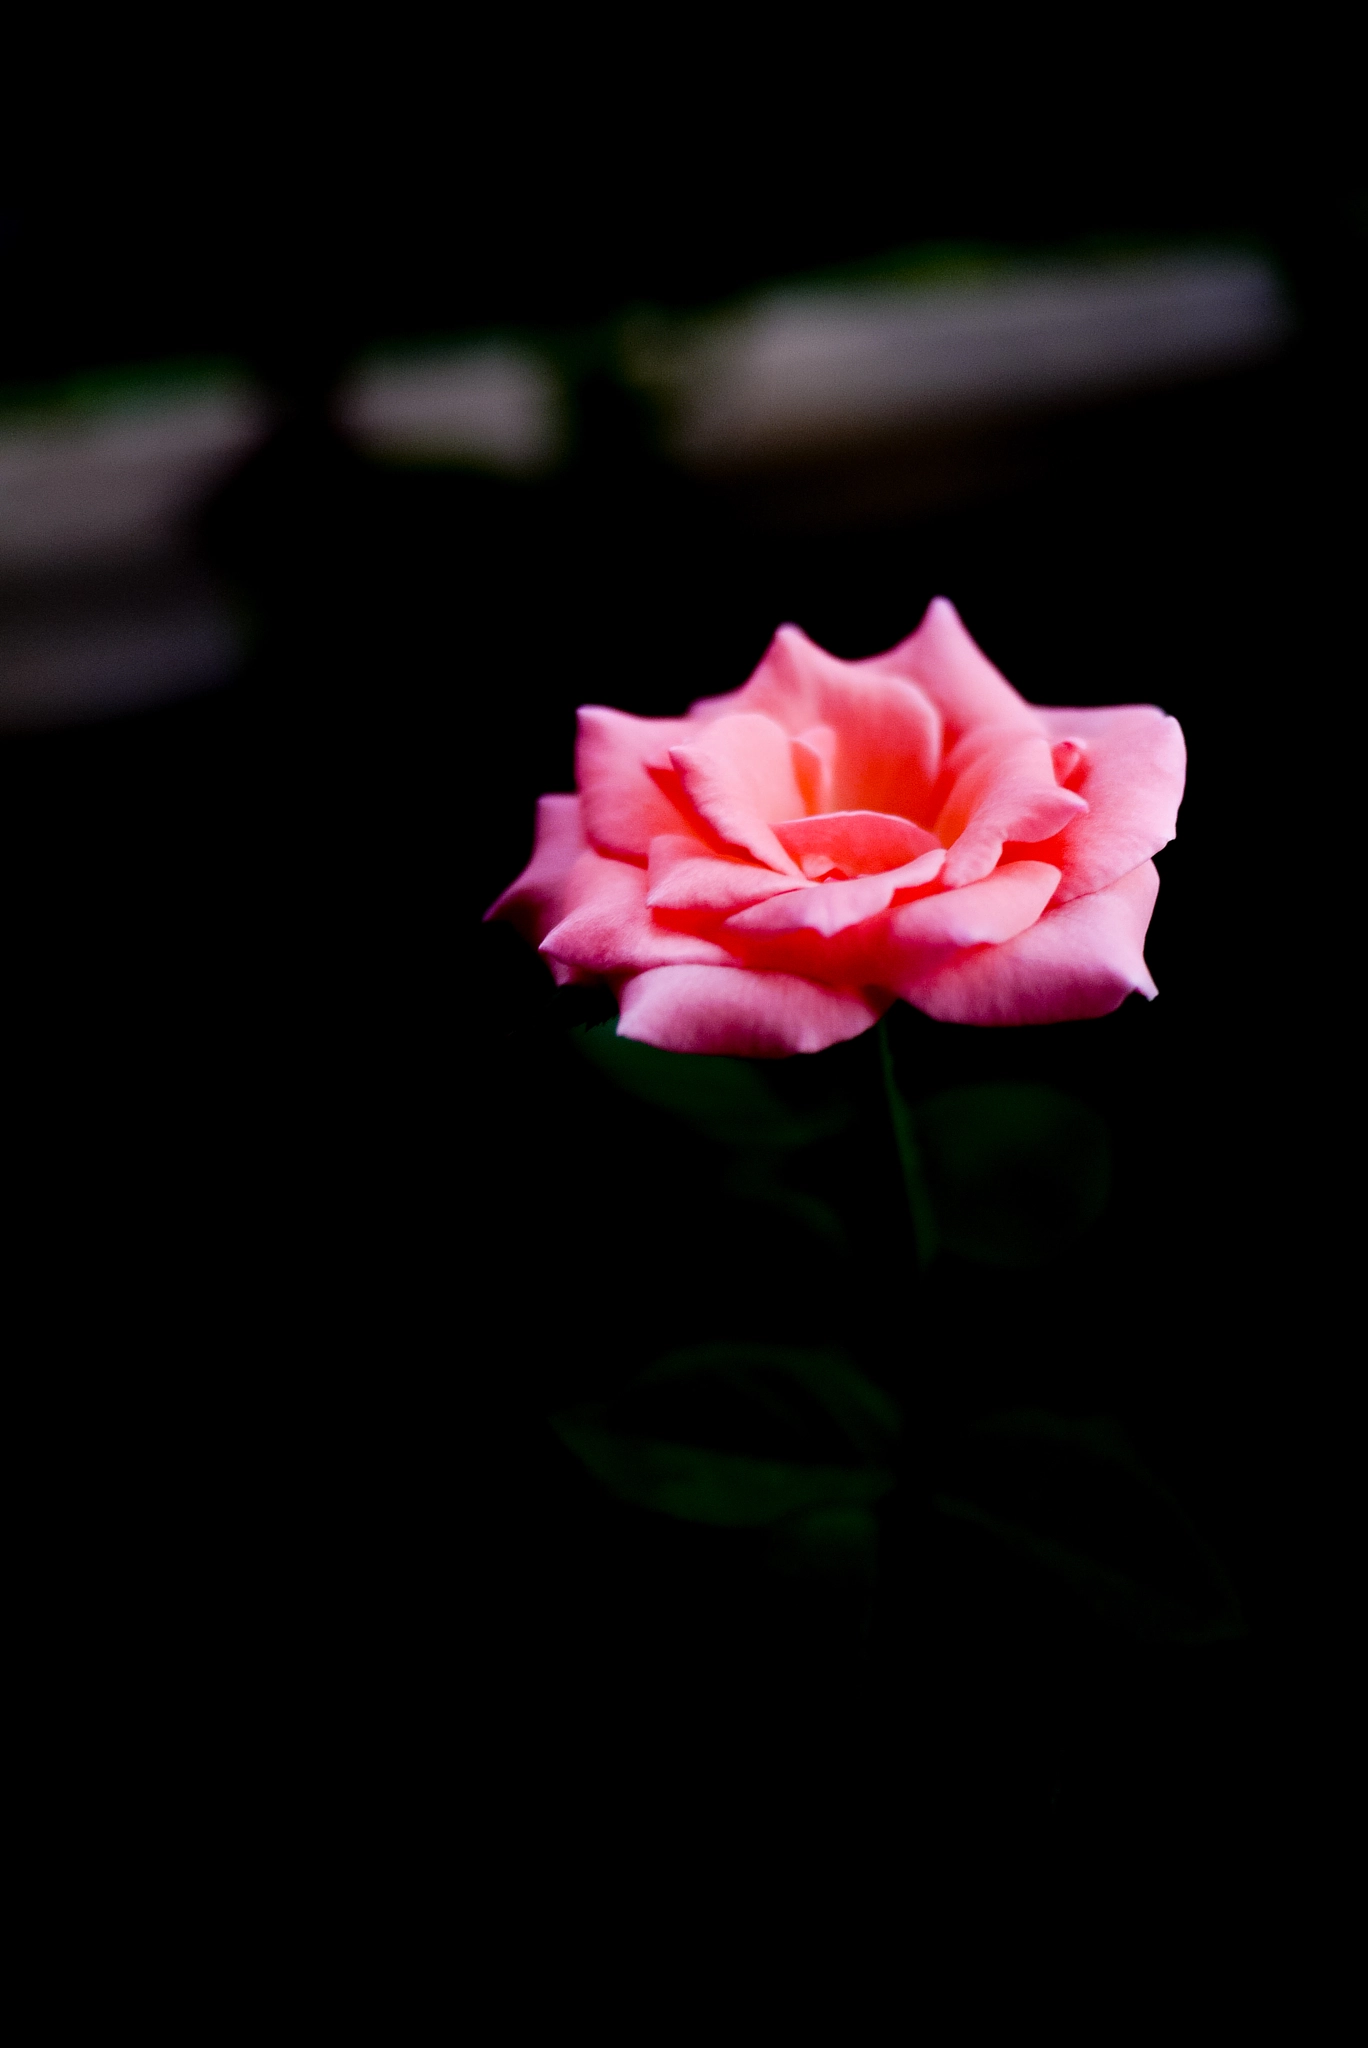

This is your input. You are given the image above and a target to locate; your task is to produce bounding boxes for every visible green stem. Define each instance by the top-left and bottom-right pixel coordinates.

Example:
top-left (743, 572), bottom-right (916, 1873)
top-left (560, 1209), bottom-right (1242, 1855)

top-left (876, 1016), bottom-right (938, 1271)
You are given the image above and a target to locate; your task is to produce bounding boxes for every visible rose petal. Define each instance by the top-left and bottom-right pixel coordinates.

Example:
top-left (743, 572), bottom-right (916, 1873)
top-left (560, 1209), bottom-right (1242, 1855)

top-left (617, 964), bottom-right (887, 1057)
top-left (691, 626), bottom-right (942, 821)
top-left (484, 794), bottom-right (588, 943)
top-left (863, 596), bottom-right (1042, 743)
top-left (934, 727), bottom-right (1088, 887)
top-left (541, 854), bottom-right (735, 974)
top-left (900, 860), bottom-right (1161, 1025)
top-left (772, 810), bottom-right (941, 876)
top-left (803, 668), bottom-right (942, 818)
top-left (645, 835), bottom-right (805, 916)
top-left (668, 714), bottom-right (806, 873)
top-left (883, 860), bottom-right (1062, 971)
top-left (790, 724), bottom-right (838, 813)
top-left (576, 706), bottom-right (698, 860)
top-left (1033, 703), bottom-right (1172, 739)
top-left (1017, 706), bottom-right (1186, 902)
top-left (727, 848), bottom-right (947, 939)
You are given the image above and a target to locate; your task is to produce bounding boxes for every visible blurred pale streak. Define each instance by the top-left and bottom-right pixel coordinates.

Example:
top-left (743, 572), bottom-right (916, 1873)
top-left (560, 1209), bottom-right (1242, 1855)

top-left (0, 373), bottom-right (271, 572)
top-left (335, 343), bottom-right (564, 471)
top-left (0, 369), bottom-right (270, 726)
top-left (624, 251), bottom-right (1292, 470)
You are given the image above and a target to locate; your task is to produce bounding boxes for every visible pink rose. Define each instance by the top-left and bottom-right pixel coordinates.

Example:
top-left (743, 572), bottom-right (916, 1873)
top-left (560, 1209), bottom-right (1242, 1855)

top-left (487, 599), bottom-right (1185, 1057)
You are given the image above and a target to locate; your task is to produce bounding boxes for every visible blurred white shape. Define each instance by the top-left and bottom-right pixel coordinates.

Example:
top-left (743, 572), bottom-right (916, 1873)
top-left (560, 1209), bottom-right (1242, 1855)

top-left (336, 343), bottom-right (564, 471)
top-left (0, 375), bottom-right (272, 572)
top-left (0, 369), bottom-right (269, 725)
top-left (627, 251), bottom-right (1293, 469)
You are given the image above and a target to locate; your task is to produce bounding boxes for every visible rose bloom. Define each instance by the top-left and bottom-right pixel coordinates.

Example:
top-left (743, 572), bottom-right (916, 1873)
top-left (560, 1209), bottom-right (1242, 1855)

top-left (487, 599), bottom-right (1186, 1057)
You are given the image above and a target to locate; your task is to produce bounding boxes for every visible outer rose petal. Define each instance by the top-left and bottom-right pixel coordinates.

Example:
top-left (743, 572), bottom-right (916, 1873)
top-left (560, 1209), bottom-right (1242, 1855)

top-left (484, 794), bottom-right (587, 943)
top-left (1019, 706), bottom-right (1186, 902)
top-left (901, 860), bottom-right (1161, 1025)
top-left (668, 715), bottom-right (806, 873)
top-left (691, 625), bottom-right (942, 821)
top-left (617, 964), bottom-right (888, 1057)
top-left (864, 596), bottom-right (1041, 743)
top-left (541, 854), bottom-right (734, 974)
top-left (576, 706), bottom-right (698, 860)
top-left (645, 835), bottom-right (803, 916)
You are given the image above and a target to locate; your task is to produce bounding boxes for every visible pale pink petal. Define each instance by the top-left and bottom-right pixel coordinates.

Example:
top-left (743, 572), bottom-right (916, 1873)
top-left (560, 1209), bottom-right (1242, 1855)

top-left (935, 728), bottom-right (1088, 887)
top-left (805, 667), bottom-right (941, 819)
top-left (864, 596), bottom-right (1042, 743)
top-left (900, 860), bottom-right (1161, 1025)
top-left (692, 626), bottom-right (943, 822)
top-left (1014, 707), bottom-right (1186, 902)
top-left (1034, 703), bottom-right (1171, 740)
top-left (645, 835), bottom-right (804, 916)
top-left (727, 848), bottom-right (947, 939)
top-left (576, 706), bottom-right (698, 860)
top-left (484, 794), bottom-right (588, 943)
top-left (790, 724), bottom-right (838, 813)
top-left (668, 715), bottom-right (806, 873)
top-left (773, 810), bottom-right (941, 876)
top-left (616, 964), bottom-right (887, 1057)
top-left (541, 854), bottom-right (734, 975)
top-left (713, 920), bottom-right (890, 985)
top-left (883, 861), bottom-right (1062, 970)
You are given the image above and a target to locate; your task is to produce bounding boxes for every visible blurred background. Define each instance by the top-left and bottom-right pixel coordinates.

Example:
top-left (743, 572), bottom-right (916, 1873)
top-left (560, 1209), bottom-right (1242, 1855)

top-left (4, 44), bottom-right (1360, 1938)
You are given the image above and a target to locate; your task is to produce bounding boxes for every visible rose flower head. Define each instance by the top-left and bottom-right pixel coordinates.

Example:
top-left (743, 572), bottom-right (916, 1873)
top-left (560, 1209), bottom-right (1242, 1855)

top-left (487, 599), bottom-right (1186, 1057)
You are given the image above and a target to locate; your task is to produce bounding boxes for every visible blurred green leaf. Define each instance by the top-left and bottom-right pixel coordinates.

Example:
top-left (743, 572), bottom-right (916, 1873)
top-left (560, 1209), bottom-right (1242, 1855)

top-left (763, 1504), bottom-right (880, 1586)
top-left (932, 1409), bottom-right (1245, 1644)
top-left (553, 1342), bottom-right (898, 1527)
top-left (572, 1022), bottom-right (848, 1150)
top-left (722, 1153), bottom-right (846, 1244)
top-left (636, 1344), bottom-right (900, 1459)
top-left (553, 1423), bottom-right (890, 1526)
top-left (914, 1083), bottom-right (1110, 1267)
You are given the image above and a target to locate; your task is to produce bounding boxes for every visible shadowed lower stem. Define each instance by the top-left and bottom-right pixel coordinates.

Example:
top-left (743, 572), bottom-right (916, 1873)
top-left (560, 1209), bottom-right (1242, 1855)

top-left (876, 1016), bottom-right (939, 1271)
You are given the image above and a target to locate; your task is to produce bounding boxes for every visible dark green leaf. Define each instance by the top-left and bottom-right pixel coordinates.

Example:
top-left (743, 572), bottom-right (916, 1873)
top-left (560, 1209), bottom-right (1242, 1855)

top-left (764, 1504), bottom-right (880, 1585)
top-left (552, 1420), bottom-right (891, 1526)
top-left (636, 1344), bottom-right (900, 1462)
top-left (914, 1083), bottom-right (1110, 1267)
top-left (931, 1409), bottom-right (1245, 1643)
top-left (552, 1343), bottom-right (899, 1526)
top-left (572, 1021), bottom-right (847, 1150)
top-left (723, 1152), bottom-right (846, 1243)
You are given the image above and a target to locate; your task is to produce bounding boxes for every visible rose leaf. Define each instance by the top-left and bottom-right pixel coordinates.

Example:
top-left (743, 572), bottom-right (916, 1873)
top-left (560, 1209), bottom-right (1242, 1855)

top-left (552, 1342), bottom-right (899, 1527)
top-left (551, 1424), bottom-right (891, 1527)
top-left (721, 1153), bottom-right (846, 1246)
top-left (762, 1504), bottom-right (880, 1590)
top-left (931, 1409), bottom-right (1245, 1644)
top-left (572, 1021), bottom-right (846, 1150)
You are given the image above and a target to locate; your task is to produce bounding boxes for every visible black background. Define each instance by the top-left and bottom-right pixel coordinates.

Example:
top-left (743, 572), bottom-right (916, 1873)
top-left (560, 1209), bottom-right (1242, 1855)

top-left (3, 57), bottom-right (1359, 1947)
